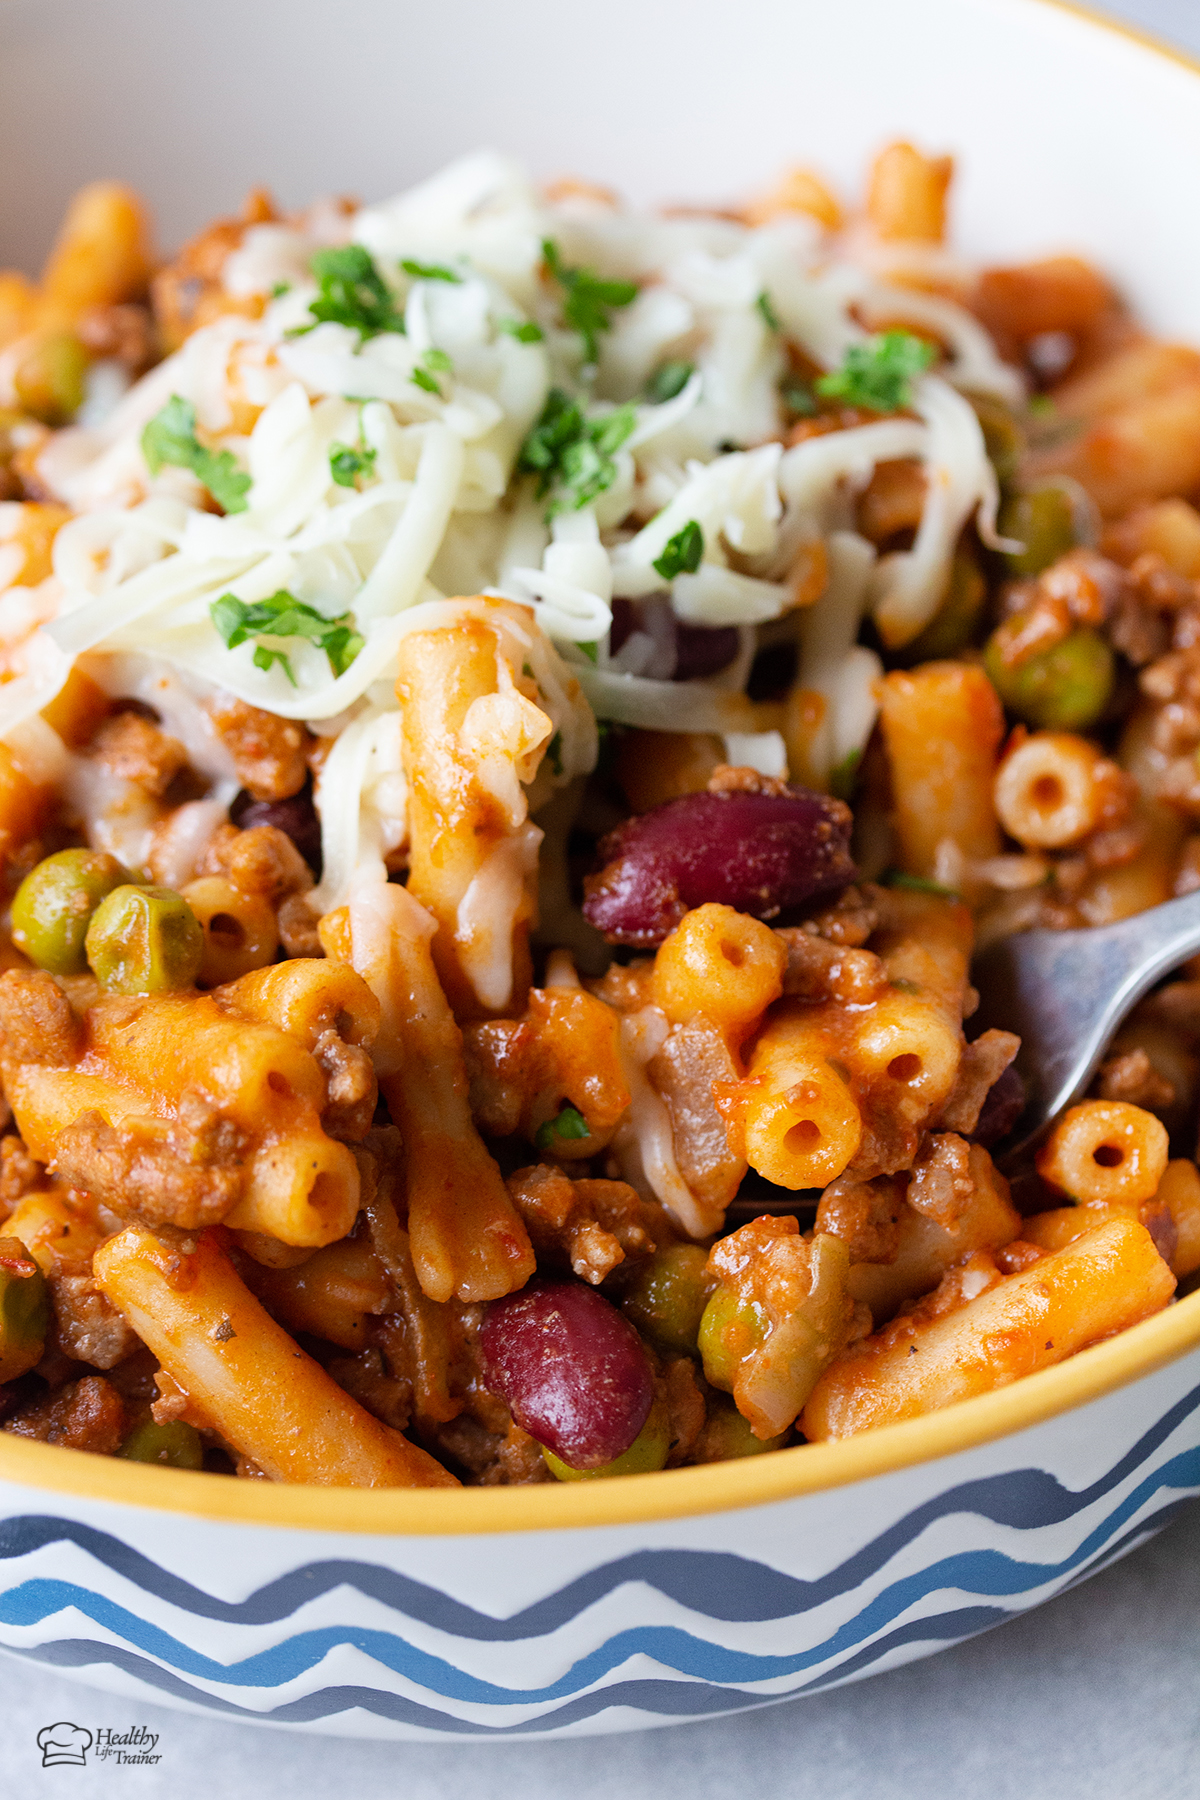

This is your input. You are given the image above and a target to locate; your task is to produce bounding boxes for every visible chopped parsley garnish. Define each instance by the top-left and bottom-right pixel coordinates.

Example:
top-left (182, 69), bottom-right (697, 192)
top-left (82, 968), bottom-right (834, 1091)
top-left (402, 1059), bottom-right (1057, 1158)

top-left (411, 347), bottom-right (453, 396)
top-left (578, 639), bottom-right (600, 664)
top-left (645, 360), bottom-right (694, 404)
top-left (541, 237), bottom-right (638, 365)
top-left (210, 589), bottom-right (364, 686)
top-left (329, 440), bottom-right (377, 488)
top-left (546, 731), bottom-right (563, 777)
top-left (881, 869), bottom-right (960, 900)
top-left (828, 746), bottom-right (862, 802)
top-left (815, 330), bottom-right (936, 413)
top-left (141, 395), bottom-right (251, 515)
top-left (401, 258), bottom-right (462, 283)
top-left (780, 374), bottom-right (817, 417)
top-left (1027, 394), bottom-right (1056, 418)
top-left (293, 245), bottom-right (406, 343)
top-left (534, 1103), bottom-right (591, 1152)
top-left (499, 317), bottom-right (544, 344)
top-left (269, 280), bottom-right (291, 299)
top-left (756, 290), bottom-right (783, 332)
top-left (652, 520), bottom-right (704, 581)
top-left (517, 387), bottom-right (637, 516)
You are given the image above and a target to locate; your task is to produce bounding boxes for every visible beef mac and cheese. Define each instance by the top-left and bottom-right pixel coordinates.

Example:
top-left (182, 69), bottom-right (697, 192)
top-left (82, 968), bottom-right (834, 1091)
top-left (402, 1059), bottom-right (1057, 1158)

top-left (0, 143), bottom-right (1195, 1486)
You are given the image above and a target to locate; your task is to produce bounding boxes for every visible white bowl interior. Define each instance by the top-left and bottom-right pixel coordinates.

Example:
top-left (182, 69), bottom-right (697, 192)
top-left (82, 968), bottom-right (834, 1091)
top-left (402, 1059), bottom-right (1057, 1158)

top-left (2, 0), bottom-right (1199, 336)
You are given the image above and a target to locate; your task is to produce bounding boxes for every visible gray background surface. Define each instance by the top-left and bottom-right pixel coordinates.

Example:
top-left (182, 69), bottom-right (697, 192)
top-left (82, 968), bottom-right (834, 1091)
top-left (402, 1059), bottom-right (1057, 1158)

top-left (3, 0), bottom-right (1200, 1793)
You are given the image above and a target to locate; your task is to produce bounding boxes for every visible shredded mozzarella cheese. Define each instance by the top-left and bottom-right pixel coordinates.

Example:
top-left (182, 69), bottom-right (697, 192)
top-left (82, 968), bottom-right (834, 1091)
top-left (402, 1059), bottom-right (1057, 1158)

top-left (0, 150), bottom-right (1027, 906)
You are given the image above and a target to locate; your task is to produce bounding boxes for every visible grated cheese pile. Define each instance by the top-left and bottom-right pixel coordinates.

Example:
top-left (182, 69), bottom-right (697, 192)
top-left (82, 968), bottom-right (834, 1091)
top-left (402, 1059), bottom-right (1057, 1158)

top-left (0, 150), bottom-right (1026, 906)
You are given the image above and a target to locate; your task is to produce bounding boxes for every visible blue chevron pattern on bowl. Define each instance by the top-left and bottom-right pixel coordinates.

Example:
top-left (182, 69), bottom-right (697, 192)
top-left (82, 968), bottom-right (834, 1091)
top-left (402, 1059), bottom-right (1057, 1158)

top-left (2, 1346), bottom-right (1198, 1739)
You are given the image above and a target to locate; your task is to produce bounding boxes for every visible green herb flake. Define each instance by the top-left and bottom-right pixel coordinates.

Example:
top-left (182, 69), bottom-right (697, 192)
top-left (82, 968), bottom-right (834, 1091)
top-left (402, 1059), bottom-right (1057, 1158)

top-left (411, 347), bottom-right (454, 397)
top-left (534, 1103), bottom-right (591, 1152)
top-left (541, 238), bottom-right (638, 365)
top-left (546, 730), bottom-right (563, 777)
top-left (519, 388), bottom-right (584, 483)
top-left (499, 317), bottom-right (545, 343)
top-left (828, 746), bottom-right (862, 802)
top-left (517, 388), bottom-right (637, 516)
top-left (780, 375), bottom-right (817, 417)
top-left (251, 644), bottom-right (297, 685)
top-left (210, 589), bottom-right (365, 685)
top-left (578, 639), bottom-right (600, 664)
top-left (329, 440), bottom-right (378, 488)
top-left (269, 280), bottom-right (291, 299)
top-left (1027, 394), bottom-right (1056, 419)
top-left (141, 395), bottom-right (251, 515)
top-left (756, 290), bottom-right (783, 332)
top-left (652, 519), bottom-right (704, 582)
top-left (401, 258), bottom-right (463, 283)
top-left (815, 331), bottom-right (936, 414)
top-left (294, 244), bottom-right (407, 343)
top-left (645, 360), bottom-right (694, 404)
top-left (882, 869), bottom-right (961, 900)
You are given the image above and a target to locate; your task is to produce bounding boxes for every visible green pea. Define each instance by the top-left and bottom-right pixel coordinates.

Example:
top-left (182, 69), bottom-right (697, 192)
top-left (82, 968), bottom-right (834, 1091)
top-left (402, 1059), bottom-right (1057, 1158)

top-left (998, 484), bottom-right (1078, 578)
top-left (899, 549), bottom-right (988, 663)
top-left (14, 332), bottom-right (90, 426)
top-left (543, 1401), bottom-right (670, 1481)
top-left (0, 1238), bottom-right (50, 1382)
top-left (970, 394), bottom-right (1025, 488)
top-left (697, 1285), bottom-right (770, 1393)
top-left (11, 848), bottom-right (131, 975)
top-left (619, 1245), bottom-right (714, 1354)
top-left (698, 1398), bottom-right (789, 1461)
top-left (118, 1419), bottom-right (205, 1470)
top-left (983, 624), bottom-right (1114, 731)
top-left (85, 884), bottom-right (204, 994)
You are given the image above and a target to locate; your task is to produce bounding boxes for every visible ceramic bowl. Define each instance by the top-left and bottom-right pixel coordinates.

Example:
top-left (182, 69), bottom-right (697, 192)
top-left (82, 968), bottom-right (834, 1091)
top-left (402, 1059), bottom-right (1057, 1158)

top-left (2, 0), bottom-right (1200, 1742)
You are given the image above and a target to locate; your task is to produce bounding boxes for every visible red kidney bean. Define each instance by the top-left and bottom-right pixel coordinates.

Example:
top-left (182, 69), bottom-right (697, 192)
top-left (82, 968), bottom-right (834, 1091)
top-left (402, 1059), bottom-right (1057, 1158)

top-left (582, 786), bottom-right (856, 946)
top-left (479, 1280), bottom-right (654, 1468)
top-left (746, 641), bottom-right (798, 701)
top-left (609, 598), bottom-right (640, 657)
top-left (971, 1062), bottom-right (1026, 1149)
top-left (673, 621), bottom-right (741, 682)
top-left (609, 598), bottom-right (740, 683)
top-left (231, 780), bottom-right (322, 875)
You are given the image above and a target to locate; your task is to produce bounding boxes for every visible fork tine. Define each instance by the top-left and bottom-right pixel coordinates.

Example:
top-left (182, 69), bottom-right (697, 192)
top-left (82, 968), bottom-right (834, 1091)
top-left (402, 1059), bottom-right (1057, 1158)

top-left (970, 888), bottom-right (1200, 1166)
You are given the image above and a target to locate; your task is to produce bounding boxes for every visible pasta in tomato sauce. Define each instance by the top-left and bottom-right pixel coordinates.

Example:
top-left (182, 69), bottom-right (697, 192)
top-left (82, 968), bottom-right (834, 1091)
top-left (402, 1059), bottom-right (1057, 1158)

top-left (0, 140), bottom-right (1197, 1485)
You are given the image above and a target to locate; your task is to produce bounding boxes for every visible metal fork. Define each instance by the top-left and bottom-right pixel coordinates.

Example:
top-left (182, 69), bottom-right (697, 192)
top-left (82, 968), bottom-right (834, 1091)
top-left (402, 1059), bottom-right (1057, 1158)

top-left (970, 887), bottom-right (1200, 1164)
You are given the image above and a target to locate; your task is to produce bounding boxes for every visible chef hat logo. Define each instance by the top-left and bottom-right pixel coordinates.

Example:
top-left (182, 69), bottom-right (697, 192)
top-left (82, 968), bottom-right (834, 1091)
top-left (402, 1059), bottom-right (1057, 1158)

top-left (37, 1722), bottom-right (93, 1767)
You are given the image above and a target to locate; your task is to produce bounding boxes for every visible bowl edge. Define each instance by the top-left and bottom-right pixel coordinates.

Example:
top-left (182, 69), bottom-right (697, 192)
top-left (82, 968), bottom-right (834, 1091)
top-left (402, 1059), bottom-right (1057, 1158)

top-left (2, 1283), bottom-right (1198, 1534)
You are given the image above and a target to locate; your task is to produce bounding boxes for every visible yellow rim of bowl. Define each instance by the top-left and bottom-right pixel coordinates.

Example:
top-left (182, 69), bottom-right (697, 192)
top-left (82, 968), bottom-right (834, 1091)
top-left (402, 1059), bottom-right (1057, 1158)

top-left (3, 0), bottom-right (1200, 1538)
top-left (1, 1283), bottom-right (1198, 1535)
top-left (1041, 0), bottom-right (1200, 78)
